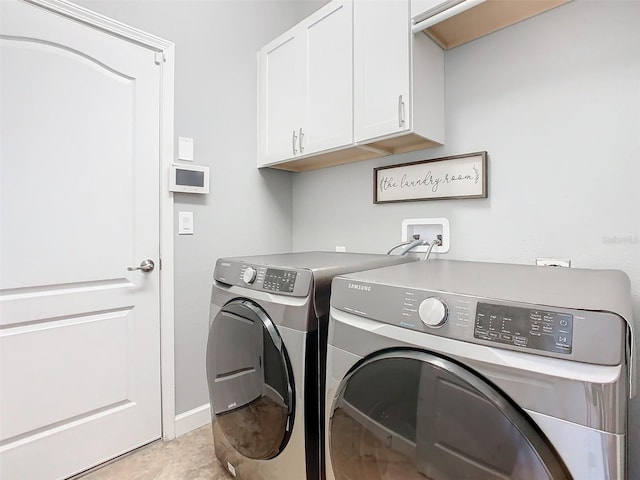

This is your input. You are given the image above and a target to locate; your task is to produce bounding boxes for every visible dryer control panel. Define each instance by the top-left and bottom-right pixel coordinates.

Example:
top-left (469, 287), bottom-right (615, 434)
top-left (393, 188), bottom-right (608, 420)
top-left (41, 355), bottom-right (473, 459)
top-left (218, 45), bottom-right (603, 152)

top-left (331, 276), bottom-right (624, 365)
top-left (474, 303), bottom-right (573, 354)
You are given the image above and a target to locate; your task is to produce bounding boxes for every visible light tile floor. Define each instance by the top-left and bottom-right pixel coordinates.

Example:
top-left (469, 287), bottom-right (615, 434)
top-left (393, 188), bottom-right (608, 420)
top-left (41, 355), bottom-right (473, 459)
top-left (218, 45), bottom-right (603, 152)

top-left (76, 425), bottom-right (233, 480)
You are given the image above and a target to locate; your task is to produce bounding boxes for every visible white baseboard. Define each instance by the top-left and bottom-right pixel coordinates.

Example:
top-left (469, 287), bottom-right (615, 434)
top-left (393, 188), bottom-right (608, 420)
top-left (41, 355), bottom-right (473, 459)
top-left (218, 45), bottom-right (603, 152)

top-left (174, 403), bottom-right (211, 437)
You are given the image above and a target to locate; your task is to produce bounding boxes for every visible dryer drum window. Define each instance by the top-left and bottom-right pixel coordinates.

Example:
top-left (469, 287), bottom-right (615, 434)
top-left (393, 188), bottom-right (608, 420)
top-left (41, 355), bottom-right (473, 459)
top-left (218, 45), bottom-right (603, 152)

top-left (329, 351), bottom-right (572, 480)
top-left (206, 299), bottom-right (295, 460)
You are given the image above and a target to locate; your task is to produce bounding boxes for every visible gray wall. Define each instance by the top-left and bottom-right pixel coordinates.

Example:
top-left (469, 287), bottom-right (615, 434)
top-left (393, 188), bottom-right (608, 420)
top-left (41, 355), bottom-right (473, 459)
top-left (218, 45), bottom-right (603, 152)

top-left (76, 0), bottom-right (317, 415)
top-left (292, 0), bottom-right (640, 476)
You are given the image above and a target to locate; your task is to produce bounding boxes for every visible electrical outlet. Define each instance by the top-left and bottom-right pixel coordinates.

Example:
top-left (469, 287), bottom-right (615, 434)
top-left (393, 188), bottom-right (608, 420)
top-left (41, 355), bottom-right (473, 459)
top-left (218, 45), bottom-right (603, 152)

top-left (401, 218), bottom-right (450, 253)
top-left (536, 258), bottom-right (571, 267)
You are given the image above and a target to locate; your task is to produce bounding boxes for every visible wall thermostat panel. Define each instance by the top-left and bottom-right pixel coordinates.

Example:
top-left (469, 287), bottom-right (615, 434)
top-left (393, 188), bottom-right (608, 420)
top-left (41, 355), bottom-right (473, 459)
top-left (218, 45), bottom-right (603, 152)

top-left (169, 163), bottom-right (209, 194)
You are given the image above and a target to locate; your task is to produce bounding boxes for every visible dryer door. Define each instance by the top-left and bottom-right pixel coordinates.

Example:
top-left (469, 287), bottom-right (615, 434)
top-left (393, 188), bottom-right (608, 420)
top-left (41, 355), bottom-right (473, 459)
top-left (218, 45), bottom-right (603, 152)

top-left (206, 298), bottom-right (294, 460)
top-left (329, 350), bottom-right (572, 480)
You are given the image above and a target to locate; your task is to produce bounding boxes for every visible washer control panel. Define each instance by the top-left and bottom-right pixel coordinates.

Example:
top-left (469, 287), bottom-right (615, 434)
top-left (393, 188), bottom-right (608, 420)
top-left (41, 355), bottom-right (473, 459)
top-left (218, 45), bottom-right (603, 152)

top-left (215, 260), bottom-right (311, 297)
top-left (263, 268), bottom-right (297, 293)
top-left (474, 302), bottom-right (573, 354)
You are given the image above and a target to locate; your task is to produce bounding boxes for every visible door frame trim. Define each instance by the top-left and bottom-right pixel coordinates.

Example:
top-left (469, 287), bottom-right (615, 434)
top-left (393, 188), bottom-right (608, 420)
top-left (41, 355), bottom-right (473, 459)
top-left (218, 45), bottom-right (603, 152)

top-left (22, 0), bottom-right (177, 440)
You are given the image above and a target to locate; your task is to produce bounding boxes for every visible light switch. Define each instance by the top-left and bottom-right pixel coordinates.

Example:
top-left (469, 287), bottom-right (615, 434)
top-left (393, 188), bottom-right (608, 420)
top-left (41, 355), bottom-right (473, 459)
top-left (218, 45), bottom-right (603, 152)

top-left (178, 211), bottom-right (194, 235)
top-left (178, 136), bottom-right (194, 161)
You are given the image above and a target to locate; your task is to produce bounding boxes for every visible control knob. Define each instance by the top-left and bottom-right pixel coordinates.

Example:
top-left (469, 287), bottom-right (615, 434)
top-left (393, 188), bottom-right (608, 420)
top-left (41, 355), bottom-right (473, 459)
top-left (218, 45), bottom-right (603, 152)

top-left (242, 267), bottom-right (257, 284)
top-left (419, 297), bottom-right (448, 328)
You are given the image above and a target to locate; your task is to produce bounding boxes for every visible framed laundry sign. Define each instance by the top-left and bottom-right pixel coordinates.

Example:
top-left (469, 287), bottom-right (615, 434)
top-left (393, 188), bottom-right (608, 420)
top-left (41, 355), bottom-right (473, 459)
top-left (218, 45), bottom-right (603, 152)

top-left (374, 151), bottom-right (487, 203)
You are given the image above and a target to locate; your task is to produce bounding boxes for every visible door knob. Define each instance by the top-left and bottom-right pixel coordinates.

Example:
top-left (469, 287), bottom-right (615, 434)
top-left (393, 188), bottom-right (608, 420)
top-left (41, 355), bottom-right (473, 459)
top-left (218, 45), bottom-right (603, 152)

top-left (127, 259), bottom-right (155, 273)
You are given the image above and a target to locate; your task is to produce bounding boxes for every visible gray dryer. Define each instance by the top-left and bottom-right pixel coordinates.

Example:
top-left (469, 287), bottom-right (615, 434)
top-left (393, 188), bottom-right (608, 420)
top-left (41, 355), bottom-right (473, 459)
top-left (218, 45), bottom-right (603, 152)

top-left (326, 259), bottom-right (634, 480)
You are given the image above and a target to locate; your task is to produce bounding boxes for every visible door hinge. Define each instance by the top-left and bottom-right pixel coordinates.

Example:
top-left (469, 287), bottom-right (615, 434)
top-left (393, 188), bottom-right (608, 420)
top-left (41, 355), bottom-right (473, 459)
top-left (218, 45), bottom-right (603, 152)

top-left (159, 258), bottom-right (163, 270)
top-left (154, 51), bottom-right (165, 65)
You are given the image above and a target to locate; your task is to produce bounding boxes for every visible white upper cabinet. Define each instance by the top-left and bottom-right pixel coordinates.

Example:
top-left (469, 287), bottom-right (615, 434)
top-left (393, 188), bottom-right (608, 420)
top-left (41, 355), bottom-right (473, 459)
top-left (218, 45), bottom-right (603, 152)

top-left (258, 0), bottom-right (353, 168)
top-left (354, 0), bottom-right (444, 154)
top-left (258, 31), bottom-right (302, 165)
top-left (257, 0), bottom-right (445, 172)
top-left (354, 0), bottom-right (411, 142)
top-left (303, 1), bottom-right (353, 157)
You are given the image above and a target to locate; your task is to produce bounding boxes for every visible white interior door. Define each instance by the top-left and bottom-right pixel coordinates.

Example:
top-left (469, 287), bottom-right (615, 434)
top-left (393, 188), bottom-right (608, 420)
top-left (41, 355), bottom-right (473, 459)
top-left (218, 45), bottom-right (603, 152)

top-left (0, 1), bottom-right (162, 479)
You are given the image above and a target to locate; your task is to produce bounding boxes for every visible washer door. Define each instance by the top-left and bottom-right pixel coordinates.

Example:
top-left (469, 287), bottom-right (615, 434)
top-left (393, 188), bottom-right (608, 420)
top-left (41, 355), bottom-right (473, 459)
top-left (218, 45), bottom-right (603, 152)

top-left (206, 298), bottom-right (294, 460)
top-left (329, 350), bottom-right (572, 480)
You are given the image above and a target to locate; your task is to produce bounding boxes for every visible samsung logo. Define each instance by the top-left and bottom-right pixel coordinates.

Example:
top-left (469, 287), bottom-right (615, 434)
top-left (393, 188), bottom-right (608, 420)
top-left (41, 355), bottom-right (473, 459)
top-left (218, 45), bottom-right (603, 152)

top-left (348, 283), bottom-right (371, 292)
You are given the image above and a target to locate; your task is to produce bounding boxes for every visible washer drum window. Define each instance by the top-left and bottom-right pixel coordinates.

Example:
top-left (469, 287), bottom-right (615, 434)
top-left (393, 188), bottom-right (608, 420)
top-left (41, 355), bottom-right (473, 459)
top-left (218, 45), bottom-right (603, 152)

top-left (206, 299), bottom-right (295, 460)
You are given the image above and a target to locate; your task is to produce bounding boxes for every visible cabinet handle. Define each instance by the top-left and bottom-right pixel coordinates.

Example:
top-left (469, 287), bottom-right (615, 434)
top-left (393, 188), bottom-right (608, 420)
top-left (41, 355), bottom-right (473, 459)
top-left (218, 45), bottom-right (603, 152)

top-left (299, 128), bottom-right (305, 153)
top-left (292, 130), bottom-right (298, 155)
top-left (398, 95), bottom-right (405, 128)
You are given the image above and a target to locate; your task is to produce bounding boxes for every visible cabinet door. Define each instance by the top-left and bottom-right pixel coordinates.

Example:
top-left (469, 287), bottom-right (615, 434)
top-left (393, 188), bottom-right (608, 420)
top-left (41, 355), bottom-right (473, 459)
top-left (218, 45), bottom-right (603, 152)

top-left (354, 0), bottom-right (411, 143)
top-left (258, 31), bottom-right (304, 166)
top-left (302, 0), bottom-right (353, 156)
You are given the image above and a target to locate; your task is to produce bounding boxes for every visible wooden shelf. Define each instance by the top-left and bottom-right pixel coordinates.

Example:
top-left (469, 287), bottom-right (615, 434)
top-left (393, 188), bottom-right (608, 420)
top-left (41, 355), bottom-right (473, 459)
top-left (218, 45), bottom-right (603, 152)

top-left (425, 0), bottom-right (571, 50)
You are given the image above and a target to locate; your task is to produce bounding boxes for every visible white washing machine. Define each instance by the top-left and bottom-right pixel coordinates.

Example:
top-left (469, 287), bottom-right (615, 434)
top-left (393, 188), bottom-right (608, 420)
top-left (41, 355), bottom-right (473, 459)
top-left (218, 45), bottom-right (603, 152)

top-left (325, 260), bottom-right (635, 480)
top-left (206, 252), bottom-right (416, 480)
